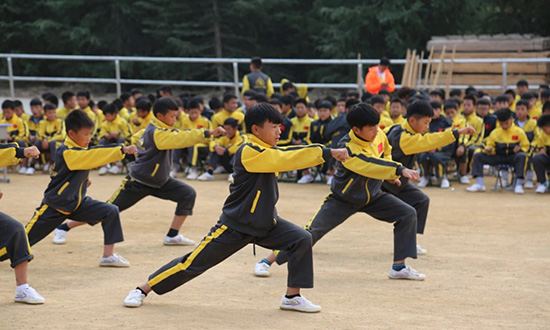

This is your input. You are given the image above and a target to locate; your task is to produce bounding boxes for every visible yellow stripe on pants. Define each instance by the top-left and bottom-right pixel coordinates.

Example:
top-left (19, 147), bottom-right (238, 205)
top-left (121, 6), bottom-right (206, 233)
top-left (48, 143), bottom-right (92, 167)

top-left (148, 225), bottom-right (228, 288)
top-left (25, 204), bottom-right (49, 235)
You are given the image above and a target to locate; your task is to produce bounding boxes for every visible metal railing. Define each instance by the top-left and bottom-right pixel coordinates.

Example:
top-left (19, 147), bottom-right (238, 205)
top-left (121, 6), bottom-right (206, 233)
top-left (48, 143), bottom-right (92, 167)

top-left (0, 54), bottom-right (549, 99)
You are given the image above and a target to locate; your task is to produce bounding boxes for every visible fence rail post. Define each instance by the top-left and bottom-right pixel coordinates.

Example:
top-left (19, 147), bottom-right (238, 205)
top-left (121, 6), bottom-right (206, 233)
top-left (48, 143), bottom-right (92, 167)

top-left (115, 59), bottom-right (121, 96)
top-left (232, 61), bottom-right (240, 101)
top-left (357, 63), bottom-right (363, 95)
top-left (501, 62), bottom-right (507, 92)
top-left (7, 57), bottom-right (14, 98)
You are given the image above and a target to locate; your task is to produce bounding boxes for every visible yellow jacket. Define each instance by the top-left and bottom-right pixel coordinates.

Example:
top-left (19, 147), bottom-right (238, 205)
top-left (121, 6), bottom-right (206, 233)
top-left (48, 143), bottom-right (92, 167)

top-left (38, 118), bottom-right (65, 141)
top-left (98, 115), bottom-right (132, 140)
top-left (485, 124), bottom-right (530, 156)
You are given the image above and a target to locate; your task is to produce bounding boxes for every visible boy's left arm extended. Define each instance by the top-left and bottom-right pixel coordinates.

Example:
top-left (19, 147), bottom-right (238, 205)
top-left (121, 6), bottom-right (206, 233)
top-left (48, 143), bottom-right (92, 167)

top-left (63, 145), bottom-right (125, 170)
top-left (153, 128), bottom-right (210, 150)
top-left (241, 144), bottom-right (330, 173)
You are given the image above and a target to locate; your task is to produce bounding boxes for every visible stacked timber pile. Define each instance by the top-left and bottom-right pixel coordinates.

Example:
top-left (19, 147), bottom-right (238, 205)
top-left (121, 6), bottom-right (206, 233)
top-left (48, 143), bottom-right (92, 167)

top-left (426, 34), bottom-right (550, 93)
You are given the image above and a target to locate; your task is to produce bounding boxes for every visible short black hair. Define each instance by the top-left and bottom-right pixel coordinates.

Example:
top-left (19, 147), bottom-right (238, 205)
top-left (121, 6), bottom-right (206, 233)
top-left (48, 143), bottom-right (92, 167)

top-left (541, 90), bottom-right (550, 99)
top-left (295, 98), bottom-right (307, 107)
top-left (160, 85), bottom-right (172, 94)
top-left (62, 91), bottom-right (75, 104)
top-left (280, 95), bottom-right (294, 106)
top-left (223, 94), bottom-right (237, 104)
top-left (444, 100), bottom-right (458, 110)
top-left (153, 97), bottom-right (178, 116)
top-left (430, 100), bottom-right (442, 109)
top-left (465, 87), bottom-right (477, 96)
top-left (449, 89), bottom-right (462, 98)
top-left (30, 98), bottom-right (42, 106)
top-left (102, 103), bottom-right (118, 115)
top-left (380, 57), bottom-right (390, 66)
top-left (505, 89), bottom-right (516, 98)
top-left (496, 108), bottom-right (513, 122)
top-left (397, 87), bottom-right (412, 100)
top-left (337, 97), bottom-right (346, 103)
top-left (463, 94), bottom-right (476, 105)
top-left (543, 102), bottom-right (550, 112)
top-left (13, 100), bottom-right (22, 108)
top-left (407, 100), bottom-right (434, 119)
top-left (270, 92), bottom-right (282, 100)
top-left (537, 114), bottom-right (550, 128)
top-left (147, 93), bottom-right (156, 104)
top-left (346, 103), bottom-right (380, 129)
top-left (345, 98), bottom-right (359, 109)
top-left (76, 90), bottom-right (90, 99)
top-left (390, 98), bottom-right (404, 106)
top-left (130, 88), bottom-right (141, 96)
top-left (136, 98), bottom-right (152, 112)
top-left (317, 100), bottom-right (332, 110)
top-left (255, 93), bottom-right (268, 103)
top-left (65, 109), bottom-right (94, 133)
top-left (250, 57), bottom-right (262, 69)
top-left (476, 98), bottom-right (491, 107)
top-left (347, 90), bottom-right (360, 99)
top-left (245, 103), bottom-right (283, 133)
top-left (42, 92), bottom-right (59, 107)
top-left (223, 118), bottom-right (239, 129)
top-left (269, 99), bottom-right (283, 107)
top-left (188, 100), bottom-right (200, 110)
top-left (361, 92), bottom-right (373, 102)
top-left (378, 89), bottom-right (391, 96)
top-left (120, 92), bottom-right (132, 102)
top-left (495, 95), bottom-right (510, 103)
top-left (540, 84), bottom-right (550, 90)
top-left (324, 96), bottom-right (337, 107)
top-left (371, 95), bottom-right (385, 105)
top-left (282, 82), bottom-right (295, 91)
top-left (517, 79), bottom-right (529, 87)
top-left (429, 89), bottom-right (445, 99)
top-left (112, 98), bottom-right (123, 111)
top-left (521, 92), bottom-right (535, 100)
top-left (515, 100), bottom-right (529, 109)
top-left (97, 100), bottom-right (108, 110)
top-left (209, 97), bottom-right (222, 110)
top-left (1, 100), bottom-right (14, 109)
top-left (243, 90), bottom-right (257, 98)
top-left (44, 104), bottom-right (57, 112)
top-left (190, 96), bottom-right (204, 104)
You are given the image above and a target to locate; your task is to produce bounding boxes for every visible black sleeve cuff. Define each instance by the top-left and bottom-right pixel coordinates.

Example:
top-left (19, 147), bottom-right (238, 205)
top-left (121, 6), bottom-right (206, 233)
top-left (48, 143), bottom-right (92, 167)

top-left (396, 165), bottom-right (405, 176)
top-left (204, 130), bottom-right (211, 139)
top-left (322, 147), bottom-right (332, 162)
top-left (15, 147), bottom-right (25, 159)
top-left (452, 129), bottom-right (460, 139)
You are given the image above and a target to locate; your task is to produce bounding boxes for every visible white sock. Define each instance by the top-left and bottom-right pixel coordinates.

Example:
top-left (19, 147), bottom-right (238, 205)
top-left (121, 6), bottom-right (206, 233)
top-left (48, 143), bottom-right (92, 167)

top-left (16, 283), bottom-right (29, 291)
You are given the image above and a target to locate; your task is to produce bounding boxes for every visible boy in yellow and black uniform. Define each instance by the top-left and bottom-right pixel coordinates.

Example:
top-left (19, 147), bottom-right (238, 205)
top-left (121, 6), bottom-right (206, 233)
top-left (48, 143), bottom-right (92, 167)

top-left (291, 98), bottom-right (313, 145)
top-left (197, 118), bottom-right (246, 181)
top-left (97, 103), bottom-right (133, 175)
top-left (54, 98), bottom-right (225, 247)
top-left (532, 115), bottom-right (550, 193)
top-left (177, 100), bottom-right (212, 179)
top-left (383, 100), bottom-right (475, 254)
top-left (24, 110), bottom-right (136, 267)
top-left (255, 103), bottom-right (427, 281)
top-left (118, 92), bottom-right (136, 121)
top-left (128, 98), bottom-right (154, 134)
top-left (56, 91), bottom-right (77, 120)
top-left (515, 99), bottom-right (538, 188)
top-left (466, 109), bottom-right (530, 194)
top-left (211, 94), bottom-right (245, 131)
top-left (1, 100), bottom-right (29, 148)
top-left (457, 94), bottom-right (485, 184)
top-left (268, 98), bottom-right (293, 146)
top-left (0, 143), bottom-right (46, 304)
top-left (36, 104), bottom-right (65, 171)
top-left (122, 103), bottom-right (349, 311)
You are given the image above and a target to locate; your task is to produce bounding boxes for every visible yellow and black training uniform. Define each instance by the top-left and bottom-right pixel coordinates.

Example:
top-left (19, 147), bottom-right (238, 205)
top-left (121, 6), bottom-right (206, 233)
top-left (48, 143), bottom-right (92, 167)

top-left (177, 115), bottom-right (212, 169)
top-left (0, 144), bottom-right (34, 266)
top-left (275, 129), bottom-right (419, 265)
top-left (146, 134), bottom-right (332, 295)
top-left (291, 115), bottom-right (313, 144)
top-left (107, 117), bottom-right (212, 217)
top-left (532, 129), bottom-right (550, 184)
top-left (383, 121), bottom-right (460, 235)
top-left (458, 112), bottom-right (485, 172)
top-left (417, 115), bottom-right (454, 179)
top-left (206, 130), bottom-right (246, 173)
top-left (471, 124), bottom-right (530, 180)
top-left (24, 137), bottom-right (126, 247)
top-left (98, 114), bottom-right (132, 145)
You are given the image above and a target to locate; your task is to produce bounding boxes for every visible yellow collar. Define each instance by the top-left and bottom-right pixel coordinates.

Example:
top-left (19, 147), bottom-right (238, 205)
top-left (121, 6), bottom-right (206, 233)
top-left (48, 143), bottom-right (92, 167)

top-left (151, 116), bottom-right (173, 130)
top-left (403, 121), bottom-right (418, 134)
top-left (349, 129), bottom-right (379, 149)
top-left (64, 136), bottom-right (86, 149)
top-left (247, 134), bottom-right (273, 149)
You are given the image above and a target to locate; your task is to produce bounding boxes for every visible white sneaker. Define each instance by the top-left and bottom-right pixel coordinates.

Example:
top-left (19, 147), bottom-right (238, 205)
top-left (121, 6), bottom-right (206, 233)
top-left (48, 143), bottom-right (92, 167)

top-left (536, 184), bottom-right (547, 194)
top-left (416, 244), bottom-right (427, 255)
top-left (227, 173), bottom-right (234, 182)
top-left (169, 169), bottom-right (177, 179)
top-left (524, 180), bottom-right (534, 189)
top-left (14, 286), bottom-right (45, 304)
top-left (466, 183), bottom-right (486, 192)
top-left (501, 179), bottom-right (509, 188)
top-left (297, 174), bottom-right (314, 184)
top-left (197, 172), bottom-right (214, 181)
top-left (43, 162), bottom-right (50, 172)
top-left (279, 295), bottom-right (321, 313)
top-left (514, 185), bottom-right (524, 194)
top-left (254, 262), bottom-right (271, 277)
top-left (25, 167), bottom-right (35, 175)
top-left (314, 173), bottom-right (324, 182)
top-left (98, 166), bottom-right (109, 175)
top-left (53, 228), bottom-right (67, 244)
top-left (388, 265), bottom-right (426, 281)
top-left (18, 167), bottom-right (27, 174)
top-left (124, 289), bottom-right (146, 308)
top-left (186, 171), bottom-right (199, 180)
top-left (163, 234), bottom-right (195, 246)
top-left (417, 176), bottom-right (429, 188)
top-left (108, 166), bottom-right (121, 175)
top-left (213, 166), bottom-right (225, 174)
top-left (440, 177), bottom-right (450, 189)
top-left (326, 176), bottom-right (333, 185)
top-left (99, 253), bottom-right (130, 267)
top-left (459, 175), bottom-right (470, 184)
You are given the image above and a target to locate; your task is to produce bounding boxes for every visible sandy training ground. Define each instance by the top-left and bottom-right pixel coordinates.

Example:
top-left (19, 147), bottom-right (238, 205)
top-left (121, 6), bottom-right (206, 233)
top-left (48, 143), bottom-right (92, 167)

top-left (0, 172), bottom-right (548, 329)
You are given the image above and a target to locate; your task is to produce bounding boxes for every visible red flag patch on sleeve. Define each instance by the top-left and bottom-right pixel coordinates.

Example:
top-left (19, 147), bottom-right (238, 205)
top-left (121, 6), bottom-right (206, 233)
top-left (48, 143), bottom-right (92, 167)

top-left (512, 135), bottom-right (518, 141)
top-left (378, 142), bottom-right (384, 153)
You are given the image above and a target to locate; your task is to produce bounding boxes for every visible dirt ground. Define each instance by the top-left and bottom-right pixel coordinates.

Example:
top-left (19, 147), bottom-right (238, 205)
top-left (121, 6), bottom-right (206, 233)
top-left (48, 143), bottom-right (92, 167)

top-left (0, 171), bottom-right (548, 330)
